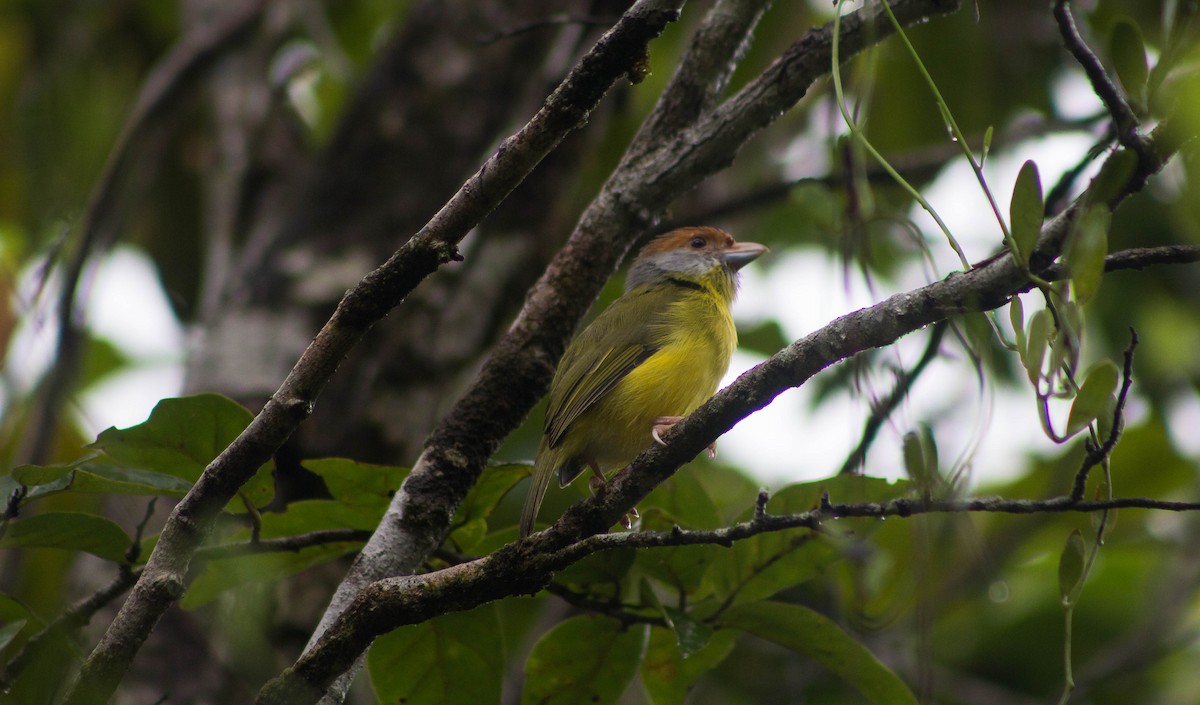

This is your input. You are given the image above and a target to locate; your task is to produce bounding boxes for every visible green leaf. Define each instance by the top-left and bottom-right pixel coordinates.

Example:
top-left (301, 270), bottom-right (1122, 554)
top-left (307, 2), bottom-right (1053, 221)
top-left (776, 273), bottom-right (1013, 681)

top-left (635, 472), bottom-right (723, 592)
top-left (1009, 296), bottom-right (1025, 354)
top-left (0, 593), bottom-right (36, 626)
top-left (981, 125), bottom-right (994, 164)
top-left (182, 540), bottom-right (359, 608)
top-left (92, 394), bottom-right (274, 512)
top-left (641, 627), bottom-right (738, 705)
top-left (11, 464), bottom-right (74, 486)
top-left (259, 498), bottom-right (385, 537)
top-left (720, 602), bottom-right (918, 705)
top-left (0, 512), bottom-right (131, 562)
top-left (1067, 360), bottom-right (1121, 437)
top-left (449, 463), bottom-right (529, 552)
top-left (181, 499), bottom-right (376, 607)
top-left (1065, 205), bottom-right (1110, 304)
top-left (554, 548), bottom-right (637, 587)
top-left (69, 463), bottom-right (194, 496)
top-left (1088, 149), bottom-right (1138, 205)
top-left (13, 461), bottom-right (193, 498)
top-left (1009, 160), bottom-right (1043, 264)
top-left (1025, 309), bottom-right (1052, 385)
top-left (80, 335), bottom-right (130, 389)
top-left (302, 457), bottom-right (408, 507)
top-left (1058, 529), bottom-right (1086, 604)
top-left (523, 616), bottom-right (648, 705)
top-left (703, 476), bottom-right (905, 605)
top-left (368, 606), bottom-right (503, 705)
top-left (1110, 18), bottom-right (1149, 109)
top-left (0, 618), bottom-right (27, 652)
top-left (662, 606), bottom-right (712, 659)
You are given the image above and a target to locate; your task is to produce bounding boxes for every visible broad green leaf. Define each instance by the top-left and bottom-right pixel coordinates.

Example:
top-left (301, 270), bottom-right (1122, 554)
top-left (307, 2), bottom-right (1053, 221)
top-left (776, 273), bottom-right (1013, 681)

top-left (1065, 205), bottom-right (1110, 304)
top-left (0, 593), bottom-right (36, 626)
top-left (523, 616), bottom-right (648, 705)
top-left (258, 498), bottom-right (385, 537)
top-left (662, 606), bottom-right (712, 659)
top-left (13, 462), bottom-right (192, 497)
top-left (92, 394), bottom-right (274, 512)
top-left (0, 512), bottom-right (131, 562)
top-left (11, 464), bottom-right (74, 486)
top-left (1067, 360), bottom-right (1121, 437)
top-left (69, 463), bottom-right (193, 496)
top-left (1087, 149), bottom-right (1137, 205)
top-left (902, 425), bottom-right (938, 491)
top-left (92, 394), bottom-right (252, 481)
top-left (449, 463), bottom-right (529, 552)
top-left (1110, 18), bottom-right (1149, 108)
top-left (80, 335), bottom-right (130, 389)
top-left (641, 627), bottom-right (738, 705)
top-left (1058, 529), bottom-right (1086, 604)
top-left (182, 540), bottom-right (359, 608)
top-left (1, 465), bottom-right (74, 505)
top-left (1009, 160), bottom-right (1043, 264)
top-left (0, 618), bottom-right (27, 652)
top-left (703, 476), bottom-right (906, 605)
top-left (1096, 391), bottom-right (1120, 441)
top-left (182, 498), bottom-right (376, 606)
top-left (368, 606), bottom-right (503, 705)
top-left (1025, 309), bottom-right (1052, 385)
top-left (554, 547), bottom-right (637, 587)
top-left (635, 473), bottom-right (723, 592)
top-left (635, 508), bottom-right (719, 593)
top-left (720, 602), bottom-right (918, 705)
top-left (302, 457), bottom-right (408, 507)
top-left (1009, 296), bottom-right (1025, 353)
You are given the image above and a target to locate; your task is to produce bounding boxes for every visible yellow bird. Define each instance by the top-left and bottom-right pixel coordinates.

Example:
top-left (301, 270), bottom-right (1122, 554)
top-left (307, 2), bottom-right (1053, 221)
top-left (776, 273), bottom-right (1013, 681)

top-left (519, 226), bottom-right (766, 537)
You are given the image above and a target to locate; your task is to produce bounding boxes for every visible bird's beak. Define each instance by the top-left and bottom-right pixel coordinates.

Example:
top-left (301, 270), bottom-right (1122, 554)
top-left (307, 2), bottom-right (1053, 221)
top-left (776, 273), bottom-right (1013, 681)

top-left (721, 241), bottom-right (768, 271)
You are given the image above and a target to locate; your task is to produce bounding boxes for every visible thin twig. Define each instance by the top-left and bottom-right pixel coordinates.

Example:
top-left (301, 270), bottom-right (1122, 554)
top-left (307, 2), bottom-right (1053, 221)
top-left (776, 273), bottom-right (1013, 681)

top-left (1052, 0), bottom-right (1152, 161)
top-left (62, 5), bottom-right (684, 703)
top-left (545, 583), bottom-right (667, 627)
top-left (257, 489), bottom-right (1200, 703)
top-left (195, 529), bottom-right (373, 561)
top-left (839, 322), bottom-right (947, 475)
top-left (1070, 329), bottom-right (1138, 501)
top-left (0, 568), bottom-right (141, 690)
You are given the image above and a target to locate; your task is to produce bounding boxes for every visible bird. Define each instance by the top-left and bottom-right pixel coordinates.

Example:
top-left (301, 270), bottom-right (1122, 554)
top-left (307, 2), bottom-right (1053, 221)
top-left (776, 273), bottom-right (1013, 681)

top-left (519, 226), bottom-right (767, 537)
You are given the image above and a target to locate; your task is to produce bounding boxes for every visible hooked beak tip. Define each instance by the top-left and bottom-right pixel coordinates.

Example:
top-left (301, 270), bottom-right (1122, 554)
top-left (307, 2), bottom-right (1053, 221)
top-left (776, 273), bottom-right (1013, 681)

top-left (722, 242), bottom-right (768, 271)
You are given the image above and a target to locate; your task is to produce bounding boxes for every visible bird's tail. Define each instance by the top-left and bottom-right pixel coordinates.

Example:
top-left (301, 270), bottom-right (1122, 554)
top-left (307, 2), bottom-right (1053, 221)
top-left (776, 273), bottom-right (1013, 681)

top-left (519, 446), bottom-right (558, 538)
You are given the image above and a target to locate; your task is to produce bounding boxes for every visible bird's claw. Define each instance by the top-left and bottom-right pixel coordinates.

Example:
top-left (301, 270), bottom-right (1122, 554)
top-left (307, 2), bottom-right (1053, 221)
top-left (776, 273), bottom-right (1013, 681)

top-left (651, 415), bottom-right (717, 458)
top-left (587, 468), bottom-right (640, 531)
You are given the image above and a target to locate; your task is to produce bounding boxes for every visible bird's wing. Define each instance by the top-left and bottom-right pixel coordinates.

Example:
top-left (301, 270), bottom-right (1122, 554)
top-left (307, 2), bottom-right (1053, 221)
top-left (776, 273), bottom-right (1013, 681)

top-left (543, 289), bottom-right (674, 449)
top-left (545, 341), bottom-right (654, 449)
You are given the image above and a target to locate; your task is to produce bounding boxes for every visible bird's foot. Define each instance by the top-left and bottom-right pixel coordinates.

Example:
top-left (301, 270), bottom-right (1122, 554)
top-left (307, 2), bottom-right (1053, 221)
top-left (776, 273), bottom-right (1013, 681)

top-left (587, 467), bottom-right (639, 530)
top-left (651, 415), bottom-right (716, 459)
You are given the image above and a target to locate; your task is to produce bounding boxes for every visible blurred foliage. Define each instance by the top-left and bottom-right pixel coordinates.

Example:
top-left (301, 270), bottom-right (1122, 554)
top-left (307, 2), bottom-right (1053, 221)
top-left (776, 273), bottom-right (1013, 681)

top-left (0, 0), bottom-right (1199, 704)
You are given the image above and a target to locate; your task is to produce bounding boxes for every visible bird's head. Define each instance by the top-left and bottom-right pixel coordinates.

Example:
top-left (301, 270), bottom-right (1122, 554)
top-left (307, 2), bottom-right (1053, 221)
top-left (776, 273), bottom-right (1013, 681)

top-left (625, 226), bottom-right (767, 298)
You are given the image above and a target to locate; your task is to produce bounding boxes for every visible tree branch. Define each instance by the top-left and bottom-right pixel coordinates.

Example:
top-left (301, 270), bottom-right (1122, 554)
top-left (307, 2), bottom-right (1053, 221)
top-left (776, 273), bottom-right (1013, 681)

top-left (1052, 0), bottom-right (1152, 162)
top-left (60, 3), bottom-right (683, 702)
top-left (257, 489), bottom-right (1200, 703)
top-left (259, 63), bottom-right (1196, 705)
top-left (296, 3), bottom-right (964, 701)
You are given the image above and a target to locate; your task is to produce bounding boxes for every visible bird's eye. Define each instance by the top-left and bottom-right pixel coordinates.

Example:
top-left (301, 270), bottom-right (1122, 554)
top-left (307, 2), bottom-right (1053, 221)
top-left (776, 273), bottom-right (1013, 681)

top-left (689, 236), bottom-right (706, 248)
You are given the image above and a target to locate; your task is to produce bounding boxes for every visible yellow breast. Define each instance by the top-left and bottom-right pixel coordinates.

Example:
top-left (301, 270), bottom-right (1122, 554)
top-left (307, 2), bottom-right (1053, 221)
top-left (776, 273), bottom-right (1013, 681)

top-left (575, 290), bottom-right (736, 469)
